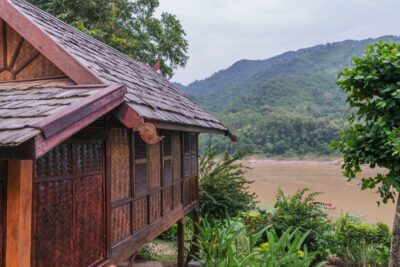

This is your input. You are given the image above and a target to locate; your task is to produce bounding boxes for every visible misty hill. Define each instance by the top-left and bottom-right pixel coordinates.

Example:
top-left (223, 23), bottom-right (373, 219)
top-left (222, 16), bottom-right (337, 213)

top-left (178, 36), bottom-right (400, 156)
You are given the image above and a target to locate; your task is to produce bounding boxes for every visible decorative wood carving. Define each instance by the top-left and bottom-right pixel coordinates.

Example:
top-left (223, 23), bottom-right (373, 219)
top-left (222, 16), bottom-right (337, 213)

top-left (34, 141), bottom-right (105, 267)
top-left (0, 19), bottom-right (64, 81)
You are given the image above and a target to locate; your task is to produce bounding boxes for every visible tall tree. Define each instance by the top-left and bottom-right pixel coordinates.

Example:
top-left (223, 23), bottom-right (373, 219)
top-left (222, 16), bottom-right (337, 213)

top-left (29, 0), bottom-right (189, 78)
top-left (332, 41), bottom-right (400, 266)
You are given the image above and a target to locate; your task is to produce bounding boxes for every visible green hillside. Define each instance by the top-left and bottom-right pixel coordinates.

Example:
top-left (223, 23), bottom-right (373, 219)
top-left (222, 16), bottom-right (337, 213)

top-left (178, 36), bottom-right (400, 156)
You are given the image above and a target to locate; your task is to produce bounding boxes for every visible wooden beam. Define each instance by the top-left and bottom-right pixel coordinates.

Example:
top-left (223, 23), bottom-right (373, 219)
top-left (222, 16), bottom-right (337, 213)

top-left (111, 206), bottom-right (184, 264)
top-left (5, 160), bottom-right (33, 267)
top-left (177, 219), bottom-right (185, 267)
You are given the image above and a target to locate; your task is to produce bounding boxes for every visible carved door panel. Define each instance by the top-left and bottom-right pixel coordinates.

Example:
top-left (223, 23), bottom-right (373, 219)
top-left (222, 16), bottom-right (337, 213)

top-left (34, 141), bottom-right (106, 267)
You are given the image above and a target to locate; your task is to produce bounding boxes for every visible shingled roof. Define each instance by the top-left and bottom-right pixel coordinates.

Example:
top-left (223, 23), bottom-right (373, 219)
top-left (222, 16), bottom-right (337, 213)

top-left (0, 79), bottom-right (126, 147)
top-left (7, 0), bottom-right (228, 133)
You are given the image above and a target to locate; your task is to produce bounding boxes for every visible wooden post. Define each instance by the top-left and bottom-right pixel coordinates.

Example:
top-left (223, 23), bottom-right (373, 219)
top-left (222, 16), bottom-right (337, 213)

top-left (6, 160), bottom-right (33, 267)
top-left (177, 219), bottom-right (185, 267)
top-left (189, 208), bottom-right (200, 261)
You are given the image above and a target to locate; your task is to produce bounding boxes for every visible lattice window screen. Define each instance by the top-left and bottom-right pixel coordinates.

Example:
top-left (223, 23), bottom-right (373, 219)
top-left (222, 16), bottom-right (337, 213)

top-left (134, 133), bottom-right (148, 196)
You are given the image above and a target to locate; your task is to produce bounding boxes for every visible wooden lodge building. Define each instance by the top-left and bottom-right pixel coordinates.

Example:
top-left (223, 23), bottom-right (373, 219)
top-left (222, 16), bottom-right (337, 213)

top-left (0, 0), bottom-right (233, 266)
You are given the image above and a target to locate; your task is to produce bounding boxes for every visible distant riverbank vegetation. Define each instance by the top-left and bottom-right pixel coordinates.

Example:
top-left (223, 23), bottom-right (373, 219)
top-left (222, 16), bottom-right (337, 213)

top-left (200, 112), bottom-right (345, 158)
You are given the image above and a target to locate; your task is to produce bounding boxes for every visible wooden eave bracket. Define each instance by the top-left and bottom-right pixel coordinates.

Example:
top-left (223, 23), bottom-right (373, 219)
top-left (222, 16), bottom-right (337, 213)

top-left (112, 103), bottom-right (163, 145)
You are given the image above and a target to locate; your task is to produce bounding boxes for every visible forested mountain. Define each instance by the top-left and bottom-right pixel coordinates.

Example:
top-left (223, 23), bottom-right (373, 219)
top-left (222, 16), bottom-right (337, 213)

top-left (178, 36), bottom-right (400, 156)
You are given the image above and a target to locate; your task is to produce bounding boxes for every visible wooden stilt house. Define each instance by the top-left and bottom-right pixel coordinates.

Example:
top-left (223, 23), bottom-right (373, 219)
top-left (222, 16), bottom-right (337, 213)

top-left (0, 0), bottom-right (233, 266)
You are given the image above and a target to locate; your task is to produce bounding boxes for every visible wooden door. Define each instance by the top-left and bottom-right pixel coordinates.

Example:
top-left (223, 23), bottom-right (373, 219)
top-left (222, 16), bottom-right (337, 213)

top-left (0, 161), bottom-right (6, 267)
top-left (34, 141), bottom-right (106, 267)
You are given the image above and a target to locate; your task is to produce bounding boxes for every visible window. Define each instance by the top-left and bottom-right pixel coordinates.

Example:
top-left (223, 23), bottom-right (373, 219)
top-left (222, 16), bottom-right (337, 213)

top-left (183, 133), bottom-right (198, 178)
top-left (162, 133), bottom-right (173, 185)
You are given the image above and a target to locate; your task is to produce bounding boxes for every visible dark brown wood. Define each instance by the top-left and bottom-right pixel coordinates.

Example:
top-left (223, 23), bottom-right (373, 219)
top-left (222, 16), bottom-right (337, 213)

top-left (34, 138), bottom-right (106, 267)
top-left (111, 205), bottom-right (184, 264)
top-left (6, 160), bottom-right (33, 267)
top-left (0, 5), bottom-right (102, 84)
top-left (149, 120), bottom-right (227, 135)
top-left (0, 139), bottom-right (36, 160)
top-left (33, 84), bottom-right (126, 139)
top-left (34, 96), bottom-right (125, 158)
top-left (177, 219), bottom-right (185, 267)
top-left (0, 161), bottom-right (6, 267)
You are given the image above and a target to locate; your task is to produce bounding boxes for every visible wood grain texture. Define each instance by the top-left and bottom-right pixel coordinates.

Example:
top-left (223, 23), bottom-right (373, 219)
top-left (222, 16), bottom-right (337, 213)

top-left (148, 143), bottom-right (161, 190)
top-left (34, 140), bottom-right (106, 267)
top-left (6, 160), bottom-right (33, 267)
top-left (0, 161), bottom-right (6, 267)
top-left (0, 19), bottom-right (64, 81)
top-left (172, 133), bottom-right (181, 181)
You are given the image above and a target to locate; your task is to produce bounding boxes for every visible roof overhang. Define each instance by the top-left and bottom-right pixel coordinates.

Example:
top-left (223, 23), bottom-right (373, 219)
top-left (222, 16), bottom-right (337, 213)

top-left (0, 84), bottom-right (127, 159)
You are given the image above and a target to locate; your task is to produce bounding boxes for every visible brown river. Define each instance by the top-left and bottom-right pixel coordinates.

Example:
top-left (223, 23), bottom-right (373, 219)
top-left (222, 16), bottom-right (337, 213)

top-left (241, 159), bottom-right (396, 226)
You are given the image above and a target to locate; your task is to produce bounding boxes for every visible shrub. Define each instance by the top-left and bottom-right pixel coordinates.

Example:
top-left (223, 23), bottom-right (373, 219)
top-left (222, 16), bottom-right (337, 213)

top-left (270, 188), bottom-right (331, 255)
top-left (199, 147), bottom-right (257, 220)
top-left (195, 216), bottom-right (325, 267)
top-left (327, 214), bottom-right (391, 266)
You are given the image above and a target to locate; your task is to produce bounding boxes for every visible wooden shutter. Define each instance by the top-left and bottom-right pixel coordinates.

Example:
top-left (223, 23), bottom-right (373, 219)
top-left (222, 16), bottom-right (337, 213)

top-left (133, 133), bottom-right (148, 196)
top-left (183, 134), bottom-right (191, 177)
top-left (162, 133), bottom-right (173, 185)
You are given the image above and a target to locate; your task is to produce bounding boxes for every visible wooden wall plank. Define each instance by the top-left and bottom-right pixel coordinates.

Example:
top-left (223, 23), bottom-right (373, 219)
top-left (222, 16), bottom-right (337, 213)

top-left (148, 144), bottom-right (161, 190)
top-left (6, 160), bottom-right (33, 267)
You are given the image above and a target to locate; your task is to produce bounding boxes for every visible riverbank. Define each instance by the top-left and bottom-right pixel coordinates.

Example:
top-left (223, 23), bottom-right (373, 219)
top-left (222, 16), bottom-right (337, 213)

top-left (240, 158), bottom-right (395, 226)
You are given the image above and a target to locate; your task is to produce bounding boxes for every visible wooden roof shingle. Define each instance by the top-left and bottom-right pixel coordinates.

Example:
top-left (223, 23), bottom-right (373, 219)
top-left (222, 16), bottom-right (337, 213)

top-left (8, 0), bottom-right (228, 133)
top-left (0, 79), bottom-right (126, 146)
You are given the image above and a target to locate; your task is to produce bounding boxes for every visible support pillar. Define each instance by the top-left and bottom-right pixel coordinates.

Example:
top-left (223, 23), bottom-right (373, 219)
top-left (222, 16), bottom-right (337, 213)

top-left (177, 219), bottom-right (185, 267)
top-left (6, 160), bottom-right (33, 267)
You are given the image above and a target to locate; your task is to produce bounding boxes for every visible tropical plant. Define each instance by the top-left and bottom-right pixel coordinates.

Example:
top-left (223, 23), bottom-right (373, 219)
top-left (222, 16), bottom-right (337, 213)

top-left (331, 41), bottom-right (400, 266)
top-left (199, 146), bottom-right (257, 220)
top-left (326, 214), bottom-right (391, 267)
top-left (195, 217), bottom-right (324, 267)
top-left (271, 188), bottom-right (331, 255)
top-left (29, 0), bottom-right (188, 78)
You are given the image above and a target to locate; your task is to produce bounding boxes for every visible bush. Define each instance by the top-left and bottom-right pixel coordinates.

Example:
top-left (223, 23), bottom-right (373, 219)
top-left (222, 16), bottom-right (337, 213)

top-left (195, 216), bottom-right (325, 267)
top-left (270, 188), bottom-right (331, 255)
top-left (199, 147), bottom-right (257, 220)
top-left (327, 214), bottom-right (391, 266)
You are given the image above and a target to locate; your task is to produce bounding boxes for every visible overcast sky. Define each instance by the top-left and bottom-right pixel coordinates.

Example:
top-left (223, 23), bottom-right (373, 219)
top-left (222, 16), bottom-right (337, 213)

top-left (157, 0), bottom-right (400, 85)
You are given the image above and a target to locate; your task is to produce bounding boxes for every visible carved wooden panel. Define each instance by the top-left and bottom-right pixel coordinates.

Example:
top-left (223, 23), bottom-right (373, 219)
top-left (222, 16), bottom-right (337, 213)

top-left (75, 143), bottom-right (103, 174)
top-left (149, 192), bottom-right (161, 223)
top-left (184, 178), bottom-right (197, 207)
top-left (0, 19), bottom-right (64, 81)
top-left (74, 174), bottom-right (105, 267)
top-left (34, 179), bottom-right (73, 267)
top-left (111, 204), bottom-right (131, 245)
top-left (172, 133), bottom-right (181, 180)
top-left (148, 143), bottom-right (161, 190)
top-left (34, 140), bottom-right (105, 267)
top-left (0, 161), bottom-right (6, 267)
top-left (133, 197), bottom-right (148, 233)
top-left (111, 128), bottom-right (130, 202)
top-left (35, 144), bottom-right (72, 179)
top-left (162, 133), bottom-right (173, 185)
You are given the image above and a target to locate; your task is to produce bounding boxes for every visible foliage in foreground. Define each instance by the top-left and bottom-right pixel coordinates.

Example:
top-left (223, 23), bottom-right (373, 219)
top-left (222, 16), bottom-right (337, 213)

top-left (196, 217), bottom-right (325, 267)
top-left (29, 0), bottom-right (189, 78)
top-left (331, 41), bottom-right (400, 264)
top-left (327, 214), bottom-right (391, 267)
top-left (198, 147), bottom-right (257, 220)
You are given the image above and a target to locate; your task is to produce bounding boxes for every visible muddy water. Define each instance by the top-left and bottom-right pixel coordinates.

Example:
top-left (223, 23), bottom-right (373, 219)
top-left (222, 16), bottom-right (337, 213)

top-left (241, 159), bottom-right (396, 226)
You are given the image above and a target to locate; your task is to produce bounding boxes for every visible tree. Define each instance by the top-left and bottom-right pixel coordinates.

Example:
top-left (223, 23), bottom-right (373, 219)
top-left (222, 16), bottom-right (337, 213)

top-left (332, 41), bottom-right (400, 266)
top-left (28, 0), bottom-right (188, 78)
